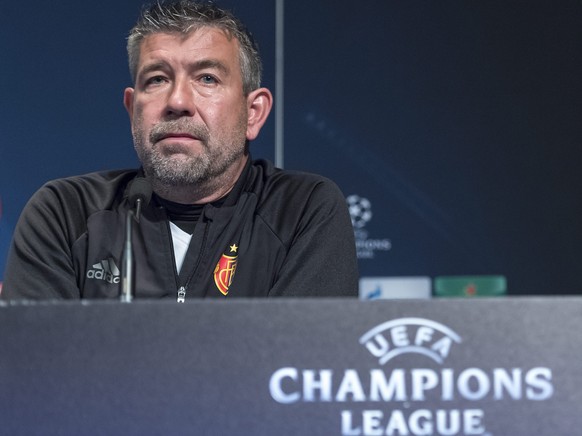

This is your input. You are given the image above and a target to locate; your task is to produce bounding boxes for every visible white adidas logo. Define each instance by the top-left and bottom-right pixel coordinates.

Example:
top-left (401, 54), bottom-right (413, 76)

top-left (86, 258), bottom-right (121, 284)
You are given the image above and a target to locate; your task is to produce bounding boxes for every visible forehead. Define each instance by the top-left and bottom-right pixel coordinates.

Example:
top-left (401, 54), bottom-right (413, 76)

top-left (137, 27), bottom-right (240, 67)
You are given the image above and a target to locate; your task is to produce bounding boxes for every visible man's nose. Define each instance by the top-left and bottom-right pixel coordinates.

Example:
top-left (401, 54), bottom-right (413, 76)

top-left (165, 78), bottom-right (195, 117)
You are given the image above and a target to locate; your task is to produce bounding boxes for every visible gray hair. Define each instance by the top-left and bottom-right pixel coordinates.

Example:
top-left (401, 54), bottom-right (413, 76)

top-left (127, 1), bottom-right (262, 95)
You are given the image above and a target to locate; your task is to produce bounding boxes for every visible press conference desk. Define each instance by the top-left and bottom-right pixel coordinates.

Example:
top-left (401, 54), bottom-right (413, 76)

top-left (1, 298), bottom-right (580, 435)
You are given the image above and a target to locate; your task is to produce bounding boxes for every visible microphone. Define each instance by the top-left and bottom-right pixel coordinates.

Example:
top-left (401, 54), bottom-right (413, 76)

top-left (128, 177), bottom-right (153, 222)
top-left (120, 178), bottom-right (152, 302)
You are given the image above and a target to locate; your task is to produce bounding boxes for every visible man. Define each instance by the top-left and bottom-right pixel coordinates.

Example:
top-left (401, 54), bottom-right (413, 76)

top-left (1, 1), bottom-right (358, 300)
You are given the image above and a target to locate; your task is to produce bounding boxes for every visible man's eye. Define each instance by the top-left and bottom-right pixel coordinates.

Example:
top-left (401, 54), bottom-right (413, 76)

top-left (145, 76), bottom-right (166, 86)
top-left (200, 75), bottom-right (217, 85)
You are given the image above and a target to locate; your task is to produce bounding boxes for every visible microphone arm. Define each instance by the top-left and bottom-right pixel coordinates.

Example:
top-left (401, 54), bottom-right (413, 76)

top-left (120, 178), bottom-right (152, 303)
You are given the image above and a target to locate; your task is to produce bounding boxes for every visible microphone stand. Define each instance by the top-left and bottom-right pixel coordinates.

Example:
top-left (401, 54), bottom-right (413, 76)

top-left (120, 208), bottom-right (137, 303)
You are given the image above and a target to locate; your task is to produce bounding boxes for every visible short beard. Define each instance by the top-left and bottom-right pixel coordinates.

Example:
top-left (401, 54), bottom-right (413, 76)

top-left (146, 142), bottom-right (214, 187)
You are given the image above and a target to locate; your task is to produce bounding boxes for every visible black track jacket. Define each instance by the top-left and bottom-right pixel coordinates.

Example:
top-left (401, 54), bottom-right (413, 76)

top-left (2, 159), bottom-right (359, 300)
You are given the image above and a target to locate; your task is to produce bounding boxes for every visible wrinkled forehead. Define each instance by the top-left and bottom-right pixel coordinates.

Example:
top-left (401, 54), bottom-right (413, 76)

top-left (133, 28), bottom-right (245, 89)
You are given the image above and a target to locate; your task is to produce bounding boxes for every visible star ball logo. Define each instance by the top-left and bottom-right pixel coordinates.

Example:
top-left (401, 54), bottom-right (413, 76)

top-left (269, 317), bottom-right (554, 435)
top-left (348, 195), bottom-right (373, 229)
top-left (346, 195), bottom-right (391, 259)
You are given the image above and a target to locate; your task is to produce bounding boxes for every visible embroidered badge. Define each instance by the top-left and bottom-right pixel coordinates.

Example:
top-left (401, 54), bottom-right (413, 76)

top-left (213, 244), bottom-right (238, 295)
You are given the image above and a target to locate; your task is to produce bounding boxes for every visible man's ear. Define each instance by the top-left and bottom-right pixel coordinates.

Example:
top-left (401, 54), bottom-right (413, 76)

top-left (246, 88), bottom-right (273, 141)
top-left (123, 87), bottom-right (135, 119)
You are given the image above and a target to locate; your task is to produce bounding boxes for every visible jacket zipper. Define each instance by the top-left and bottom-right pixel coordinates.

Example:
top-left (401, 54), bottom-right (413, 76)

top-left (175, 222), bottom-right (210, 303)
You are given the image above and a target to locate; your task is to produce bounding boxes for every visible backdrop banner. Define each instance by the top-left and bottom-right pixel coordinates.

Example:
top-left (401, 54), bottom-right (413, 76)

top-left (2, 1), bottom-right (582, 294)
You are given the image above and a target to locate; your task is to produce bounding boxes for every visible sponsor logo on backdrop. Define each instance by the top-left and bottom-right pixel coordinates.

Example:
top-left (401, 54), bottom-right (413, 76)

top-left (359, 277), bottom-right (432, 300)
top-left (346, 195), bottom-right (391, 259)
top-left (269, 317), bottom-right (553, 435)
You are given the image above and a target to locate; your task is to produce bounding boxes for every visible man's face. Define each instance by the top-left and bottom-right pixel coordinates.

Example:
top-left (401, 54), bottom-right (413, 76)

top-left (124, 28), bottom-right (250, 190)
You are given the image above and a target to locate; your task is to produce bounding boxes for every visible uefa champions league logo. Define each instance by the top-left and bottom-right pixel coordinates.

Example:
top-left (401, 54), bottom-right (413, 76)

top-left (269, 316), bottom-right (554, 436)
top-left (346, 194), bottom-right (391, 259)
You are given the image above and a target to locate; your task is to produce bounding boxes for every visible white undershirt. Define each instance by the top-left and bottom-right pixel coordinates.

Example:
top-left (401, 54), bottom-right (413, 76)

top-left (169, 222), bottom-right (193, 274)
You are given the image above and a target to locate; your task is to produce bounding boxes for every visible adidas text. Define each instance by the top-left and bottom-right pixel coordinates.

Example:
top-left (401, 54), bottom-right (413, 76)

top-left (86, 269), bottom-right (120, 284)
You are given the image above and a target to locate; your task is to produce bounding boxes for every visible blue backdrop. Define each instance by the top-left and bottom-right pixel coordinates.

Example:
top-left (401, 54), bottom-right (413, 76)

top-left (1, 1), bottom-right (581, 294)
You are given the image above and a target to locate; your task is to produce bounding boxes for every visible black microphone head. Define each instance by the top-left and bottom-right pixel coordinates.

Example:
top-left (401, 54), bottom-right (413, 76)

top-left (128, 177), bottom-right (153, 208)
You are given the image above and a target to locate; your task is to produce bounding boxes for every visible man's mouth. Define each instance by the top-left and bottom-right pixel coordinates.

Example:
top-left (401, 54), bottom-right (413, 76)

top-left (149, 121), bottom-right (209, 145)
top-left (158, 133), bottom-right (198, 141)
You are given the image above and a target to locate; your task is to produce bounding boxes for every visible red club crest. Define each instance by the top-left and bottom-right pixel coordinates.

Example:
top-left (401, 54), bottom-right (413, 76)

top-left (213, 244), bottom-right (238, 295)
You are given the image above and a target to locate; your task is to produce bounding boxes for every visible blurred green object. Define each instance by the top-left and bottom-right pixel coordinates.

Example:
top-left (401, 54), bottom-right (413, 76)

top-left (434, 275), bottom-right (507, 297)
